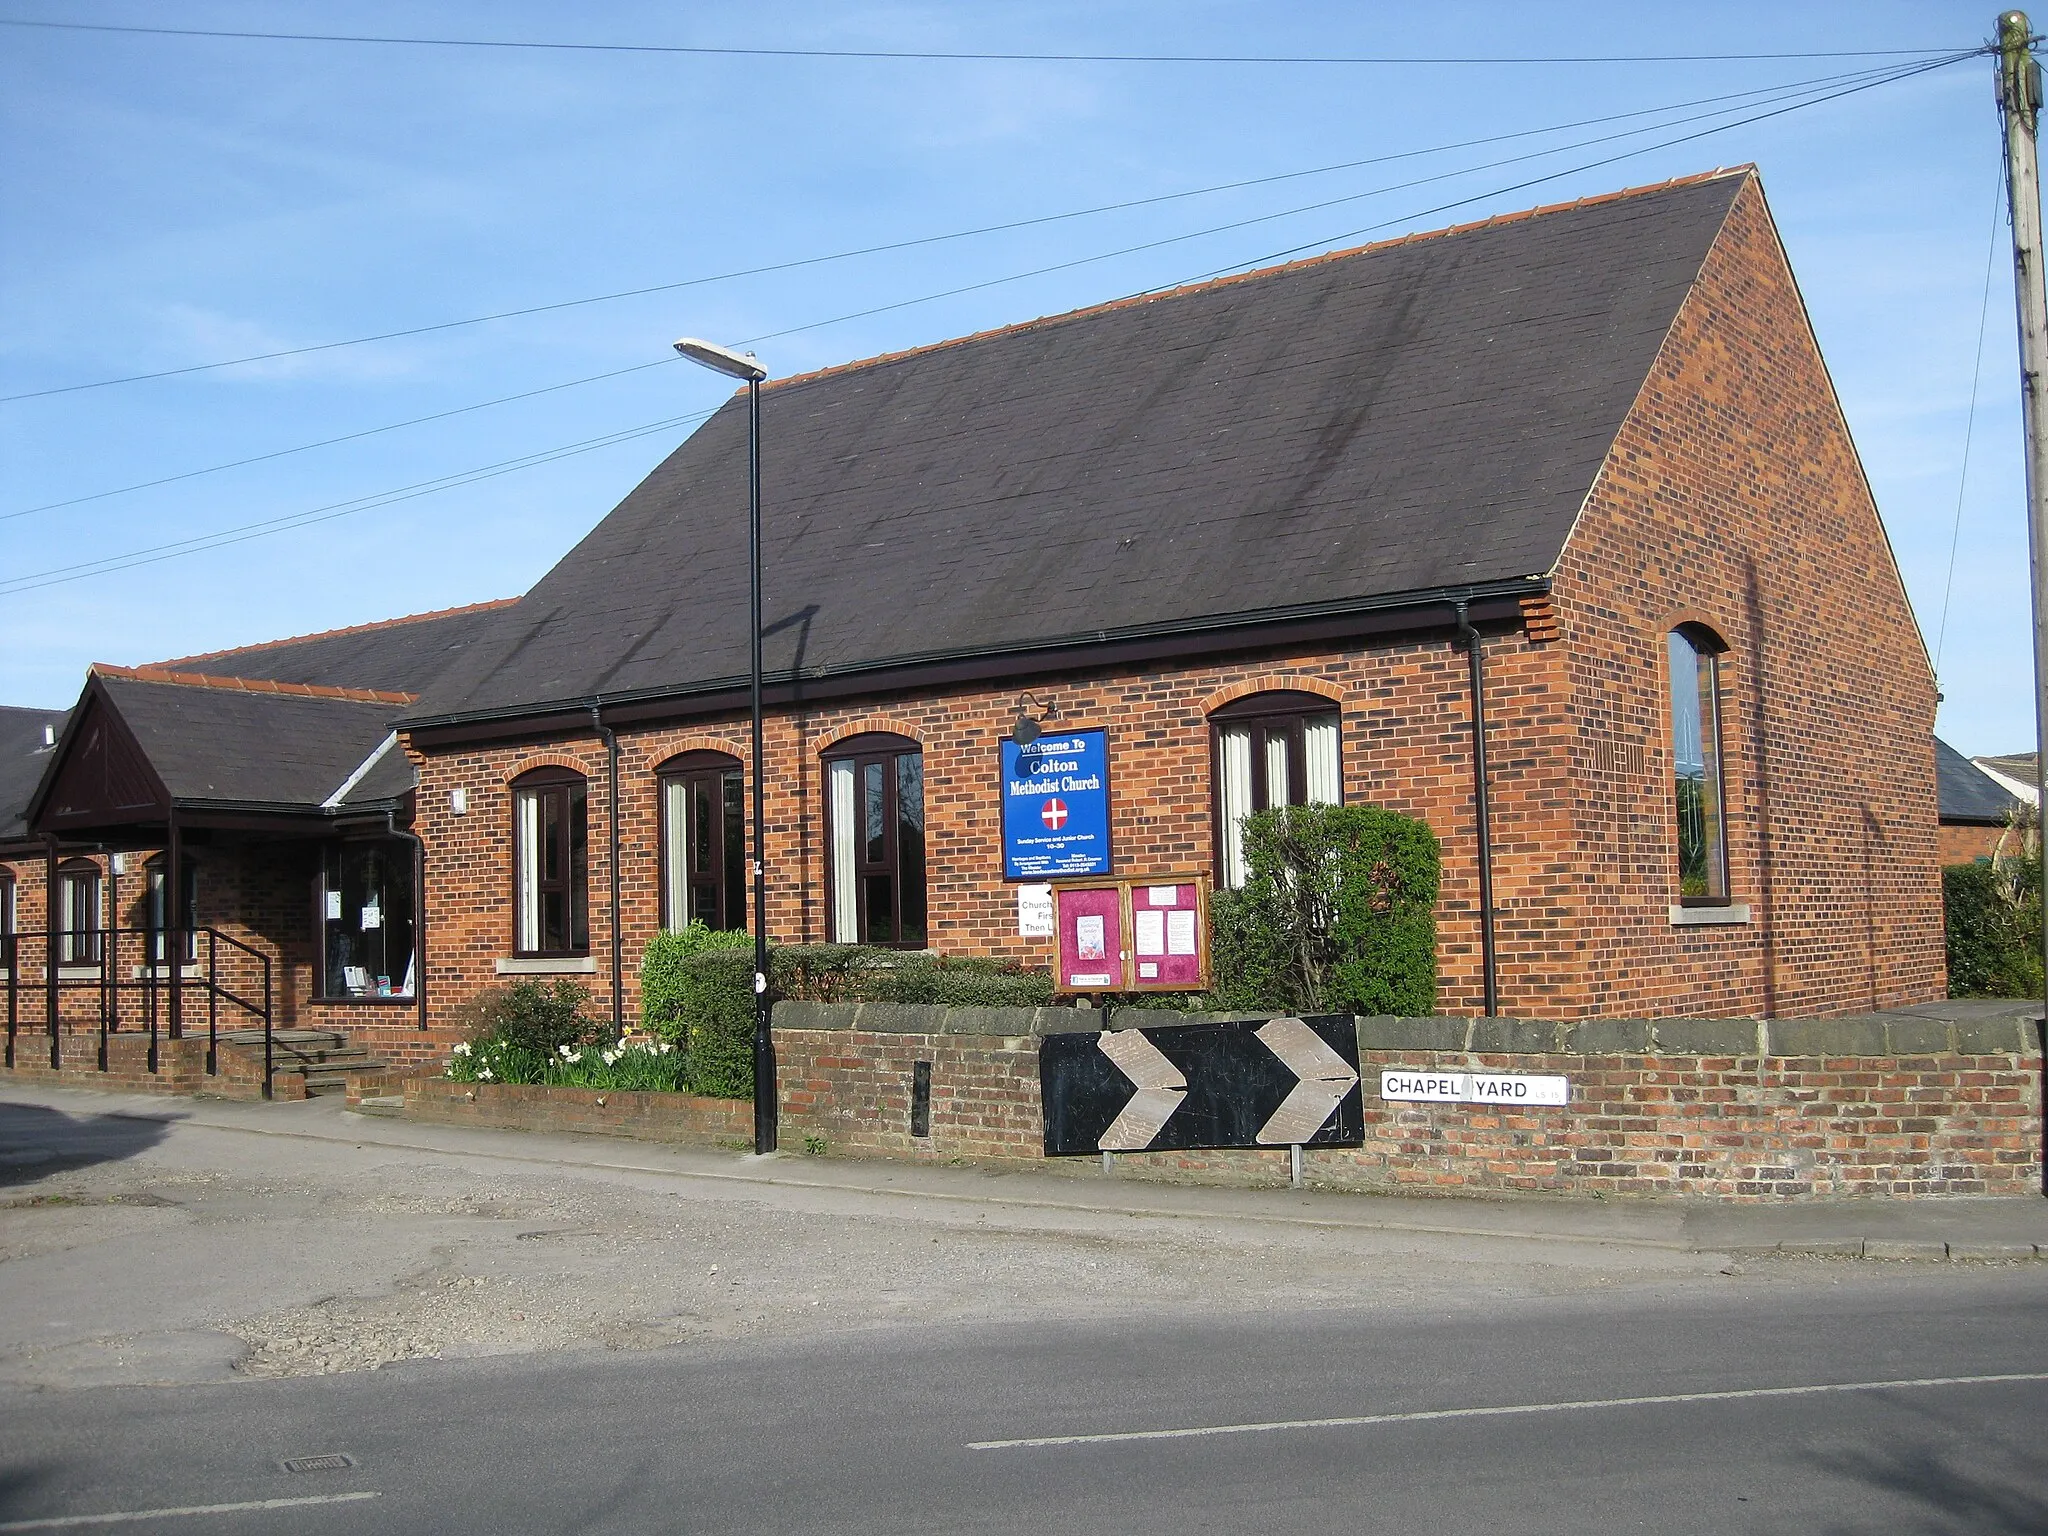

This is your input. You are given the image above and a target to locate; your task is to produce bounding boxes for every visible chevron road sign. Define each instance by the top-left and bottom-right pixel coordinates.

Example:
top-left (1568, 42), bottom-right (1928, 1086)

top-left (1039, 1016), bottom-right (1364, 1156)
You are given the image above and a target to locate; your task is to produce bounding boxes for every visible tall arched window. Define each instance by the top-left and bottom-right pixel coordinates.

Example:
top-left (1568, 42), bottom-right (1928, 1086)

top-left (1668, 625), bottom-right (1730, 905)
top-left (511, 767), bottom-right (589, 957)
top-left (57, 858), bottom-right (102, 965)
top-left (823, 734), bottom-right (925, 947)
top-left (1210, 692), bottom-right (1342, 888)
top-left (658, 751), bottom-right (745, 933)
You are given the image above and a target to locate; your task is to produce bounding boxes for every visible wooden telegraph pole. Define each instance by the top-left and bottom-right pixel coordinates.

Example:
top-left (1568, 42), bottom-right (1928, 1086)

top-left (1996, 11), bottom-right (2048, 997)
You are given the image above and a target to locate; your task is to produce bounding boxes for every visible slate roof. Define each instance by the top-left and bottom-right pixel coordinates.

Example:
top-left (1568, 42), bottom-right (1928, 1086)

top-left (1937, 738), bottom-right (2022, 825)
top-left (153, 599), bottom-right (515, 697)
top-left (0, 705), bottom-right (68, 844)
top-left (408, 170), bottom-right (1750, 727)
top-left (98, 677), bottom-right (401, 811)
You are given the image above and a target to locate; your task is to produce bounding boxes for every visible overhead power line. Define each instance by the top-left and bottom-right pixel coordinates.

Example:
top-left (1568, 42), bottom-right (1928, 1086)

top-left (0, 17), bottom-right (1974, 65)
top-left (0, 48), bottom-right (1977, 593)
top-left (0, 61), bottom-right (1918, 404)
top-left (0, 410), bottom-right (715, 596)
top-left (2, 61), bottom-right (1937, 522)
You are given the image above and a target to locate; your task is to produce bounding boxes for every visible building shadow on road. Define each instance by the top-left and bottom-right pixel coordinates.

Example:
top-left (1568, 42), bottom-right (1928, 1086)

top-left (1808, 1437), bottom-right (2048, 1534)
top-left (0, 1102), bottom-right (171, 1187)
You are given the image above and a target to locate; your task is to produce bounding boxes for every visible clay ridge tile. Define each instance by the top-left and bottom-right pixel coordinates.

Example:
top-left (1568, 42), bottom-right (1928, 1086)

top-left (759, 166), bottom-right (1755, 397)
top-left (150, 597), bottom-right (518, 669)
top-left (92, 664), bottom-right (416, 706)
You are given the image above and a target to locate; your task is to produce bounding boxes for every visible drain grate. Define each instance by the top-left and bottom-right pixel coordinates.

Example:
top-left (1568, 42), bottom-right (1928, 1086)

top-left (282, 1454), bottom-right (356, 1474)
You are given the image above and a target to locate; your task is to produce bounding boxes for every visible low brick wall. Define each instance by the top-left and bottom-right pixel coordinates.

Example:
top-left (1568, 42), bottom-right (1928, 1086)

top-left (403, 1078), bottom-right (753, 1146)
top-left (2, 1028), bottom-right (271, 1100)
top-left (773, 1003), bottom-right (2046, 1200)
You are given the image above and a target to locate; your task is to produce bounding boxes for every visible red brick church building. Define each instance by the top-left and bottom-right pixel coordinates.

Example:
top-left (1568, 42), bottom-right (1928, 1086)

top-left (4, 166), bottom-right (1945, 1085)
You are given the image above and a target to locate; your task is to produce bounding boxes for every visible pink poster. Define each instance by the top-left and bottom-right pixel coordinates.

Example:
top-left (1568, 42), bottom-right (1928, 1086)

top-left (1129, 881), bottom-right (1204, 989)
top-left (1055, 884), bottom-right (1125, 991)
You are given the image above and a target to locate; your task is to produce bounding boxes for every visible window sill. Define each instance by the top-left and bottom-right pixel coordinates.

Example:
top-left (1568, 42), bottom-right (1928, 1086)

top-left (56, 965), bottom-right (103, 980)
top-left (312, 994), bottom-right (416, 1006)
top-left (495, 956), bottom-right (597, 975)
top-left (128, 965), bottom-right (202, 981)
top-left (1669, 904), bottom-right (1751, 927)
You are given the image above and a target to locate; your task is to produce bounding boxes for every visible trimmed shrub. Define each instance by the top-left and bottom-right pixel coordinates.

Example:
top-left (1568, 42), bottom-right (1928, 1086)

top-left (675, 947), bottom-right (759, 1099)
top-left (1945, 856), bottom-right (2044, 999)
top-left (640, 922), bottom-right (752, 1042)
top-left (1211, 802), bottom-right (1440, 1016)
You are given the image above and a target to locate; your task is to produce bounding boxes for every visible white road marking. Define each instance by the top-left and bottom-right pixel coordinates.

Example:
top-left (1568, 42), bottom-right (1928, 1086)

top-left (0, 1491), bottom-right (381, 1530)
top-left (968, 1371), bottom-right (2048, 1450)
top-left (1095, 1030), bottom-right (1187, 1151)
top-left (1254, 1017), bottom-right (1359, 1145)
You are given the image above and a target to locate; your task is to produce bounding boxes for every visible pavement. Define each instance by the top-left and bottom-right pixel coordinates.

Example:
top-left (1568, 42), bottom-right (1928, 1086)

top-left (3, 1079), bottom-right (2043, 1260)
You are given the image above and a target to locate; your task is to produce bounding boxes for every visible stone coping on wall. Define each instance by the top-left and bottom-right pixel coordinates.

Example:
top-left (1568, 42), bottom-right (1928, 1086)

top-left (768, 998), bottom-right (2045, 1056)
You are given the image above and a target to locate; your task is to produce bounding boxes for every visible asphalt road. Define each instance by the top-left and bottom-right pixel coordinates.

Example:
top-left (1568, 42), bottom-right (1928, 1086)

top-left (4, 1265), bottom-right (2045, 1534)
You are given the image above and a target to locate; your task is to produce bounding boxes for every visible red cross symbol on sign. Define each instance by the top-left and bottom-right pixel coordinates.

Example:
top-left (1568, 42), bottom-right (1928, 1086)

top-left (1040, 798), bottom-right (1069, 830)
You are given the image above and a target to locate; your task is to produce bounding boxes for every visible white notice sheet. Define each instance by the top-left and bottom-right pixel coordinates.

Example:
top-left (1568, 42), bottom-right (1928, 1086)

top-left (1134, 909), bottom-right (1165, 956)
top-left (1166, 909), bottom-right (1197, 956)
top-left (1147, 885), bottom-right (1180, 907)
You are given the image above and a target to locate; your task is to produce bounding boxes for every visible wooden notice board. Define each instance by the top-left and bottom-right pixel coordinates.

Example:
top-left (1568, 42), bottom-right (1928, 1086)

top-left (1051, 875), bottom-right (1209, 994)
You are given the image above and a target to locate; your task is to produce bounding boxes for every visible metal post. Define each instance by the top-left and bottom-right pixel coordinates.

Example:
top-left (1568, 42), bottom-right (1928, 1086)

top-left (43, 837), bottom-right (59, 1071)
top-left (166, 811), bottom-right (183, 1041)
top-left (207, 928), bottom-right (218, 1076)
top-left (1997, 12), bottom-right (2048, 1016)
top-left (749, 374), bottom-right (777, 1155)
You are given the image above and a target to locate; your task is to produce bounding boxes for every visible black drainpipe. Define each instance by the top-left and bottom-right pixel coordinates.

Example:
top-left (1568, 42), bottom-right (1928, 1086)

top-left (385, 810), bottom-right (428, 1032)
top-left (1454, 601), bottom-right (1500, 1016)
top-left (591, 703), bottom-right (625, 1037)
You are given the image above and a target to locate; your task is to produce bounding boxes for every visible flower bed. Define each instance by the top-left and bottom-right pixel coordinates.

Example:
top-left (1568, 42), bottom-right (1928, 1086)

top-left (447, 1036), bottom-right (686, 1092)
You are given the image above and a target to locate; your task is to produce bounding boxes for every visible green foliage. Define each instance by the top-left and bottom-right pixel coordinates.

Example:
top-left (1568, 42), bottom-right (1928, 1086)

top-left (640, 923), bottom-right (752, 1040)
top-left (1211, 802), bottom-right (1440, 1016)
top-left (451, 980), bottom-right (598, 1058)
top-left (1945, 855), bottom-right (2044, 999)
top-left (649, 943), bottom-right (1058, 1099)
top-left (446, 1037), bottom-right (687, 1091)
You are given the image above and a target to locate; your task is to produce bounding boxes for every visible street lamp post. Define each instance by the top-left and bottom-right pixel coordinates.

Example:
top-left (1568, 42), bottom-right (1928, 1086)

top-left (674, 337), bottom-right (775, 1155)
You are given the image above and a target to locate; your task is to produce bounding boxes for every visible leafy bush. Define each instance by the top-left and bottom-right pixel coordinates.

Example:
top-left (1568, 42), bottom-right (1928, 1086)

top-left (1211, 802), bottom-right (1440, 1016)
top-left (450, 980), bottom-right (598, 1058)
top-left (1945, 855), bottom-right (2044, 999)
top-left (640, 922), bottom-right (752, 1040)
top-left (672, 946), bottom-right (759, 1099)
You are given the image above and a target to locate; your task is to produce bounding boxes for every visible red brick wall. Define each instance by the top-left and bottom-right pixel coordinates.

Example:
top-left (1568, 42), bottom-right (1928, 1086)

top-left (1939, 823), bottom-right (2007, 865)
top-left (1548, 174), bottom-right (1944, 1017)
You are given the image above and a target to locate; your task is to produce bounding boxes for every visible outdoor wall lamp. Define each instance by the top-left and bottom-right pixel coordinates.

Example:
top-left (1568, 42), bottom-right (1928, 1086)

top-left (1011, 692), bottom-right (1057, 747)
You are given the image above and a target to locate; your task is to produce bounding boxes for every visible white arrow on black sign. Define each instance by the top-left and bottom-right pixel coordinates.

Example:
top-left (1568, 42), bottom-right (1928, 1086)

top-left (1254, 1017), bottom-right (1362, 1144)
top-left (1095, 1028), bottom-right (1189, 1150)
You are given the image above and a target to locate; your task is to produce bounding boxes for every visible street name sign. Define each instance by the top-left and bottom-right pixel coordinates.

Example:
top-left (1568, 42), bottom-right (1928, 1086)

top-left (1379, 1069), bottom-right (1570, 1107)
top-left (1041, 1015), bottom-right (1363, 1155)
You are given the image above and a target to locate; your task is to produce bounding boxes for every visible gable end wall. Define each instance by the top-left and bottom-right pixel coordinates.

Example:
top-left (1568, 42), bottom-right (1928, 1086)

top-left (1551, 174), bottom-right (1943, 1016)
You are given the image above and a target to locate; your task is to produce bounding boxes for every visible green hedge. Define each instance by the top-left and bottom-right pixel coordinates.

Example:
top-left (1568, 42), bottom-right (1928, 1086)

top-left (1211, 802), bottom-right (1440, 1016)
top-left (1944, 857), bottom-right (2043, 999)
top-left (639, 938), bottom-right (1056, 1098)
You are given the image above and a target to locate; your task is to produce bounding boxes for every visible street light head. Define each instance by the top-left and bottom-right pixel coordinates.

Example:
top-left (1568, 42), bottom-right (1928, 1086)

top-left (673, 337), bottom-right (768, 382)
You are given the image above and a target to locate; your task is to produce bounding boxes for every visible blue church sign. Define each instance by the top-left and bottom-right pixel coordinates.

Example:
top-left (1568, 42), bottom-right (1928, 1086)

top-left (1002, 729), bottom-right (1111, 880)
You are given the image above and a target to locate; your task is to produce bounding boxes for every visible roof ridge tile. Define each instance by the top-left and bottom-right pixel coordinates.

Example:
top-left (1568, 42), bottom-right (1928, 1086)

top-left (93, 664), bottom-right (416, 706)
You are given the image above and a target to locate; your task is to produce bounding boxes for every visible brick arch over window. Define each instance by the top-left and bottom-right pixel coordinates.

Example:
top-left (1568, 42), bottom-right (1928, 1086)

top-left (815, 718), bottom-right (926, 756)
top-left (1657, 610), bottom-right (1733, 655)
top-left (642, 734), bottom-right (748, 771)
top-left (499, 752), bottom-right (598, 786)
top-left (1198, 674), bottom-right (1346, 717)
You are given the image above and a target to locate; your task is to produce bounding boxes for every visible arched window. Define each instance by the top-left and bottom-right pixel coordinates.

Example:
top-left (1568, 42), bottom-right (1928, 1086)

top-left (144, 854), bottom-right (198, 964)
top-left (1210, 692), bottom-right (1342, 888)
top-left (823, 733), bottom-right (925, 947)
top-left (57, 858), bottom-right (102, 965)
top-left (1668, 626), bottom-right (1730, 905)
top-left (511, 767), bottom-right (589, 957)
top-left (657, 751), bottom-right (745, 933)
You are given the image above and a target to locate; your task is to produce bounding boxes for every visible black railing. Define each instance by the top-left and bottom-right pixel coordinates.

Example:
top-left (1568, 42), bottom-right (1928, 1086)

top-left (3, 926), bottom-right (275, 1099)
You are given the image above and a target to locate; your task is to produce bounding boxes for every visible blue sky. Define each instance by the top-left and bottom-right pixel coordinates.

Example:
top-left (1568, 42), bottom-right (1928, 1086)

top-left (0, 1), bottom-right (2032, 755)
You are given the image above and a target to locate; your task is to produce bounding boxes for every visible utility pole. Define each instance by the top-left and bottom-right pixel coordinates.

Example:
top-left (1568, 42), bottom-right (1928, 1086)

top-left (1997, 10), bottom-right (2048, 1001)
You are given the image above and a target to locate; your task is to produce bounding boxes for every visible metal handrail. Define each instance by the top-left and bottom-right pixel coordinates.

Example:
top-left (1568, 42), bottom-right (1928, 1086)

top-left (3, 926), bottom-right (275, 1099)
